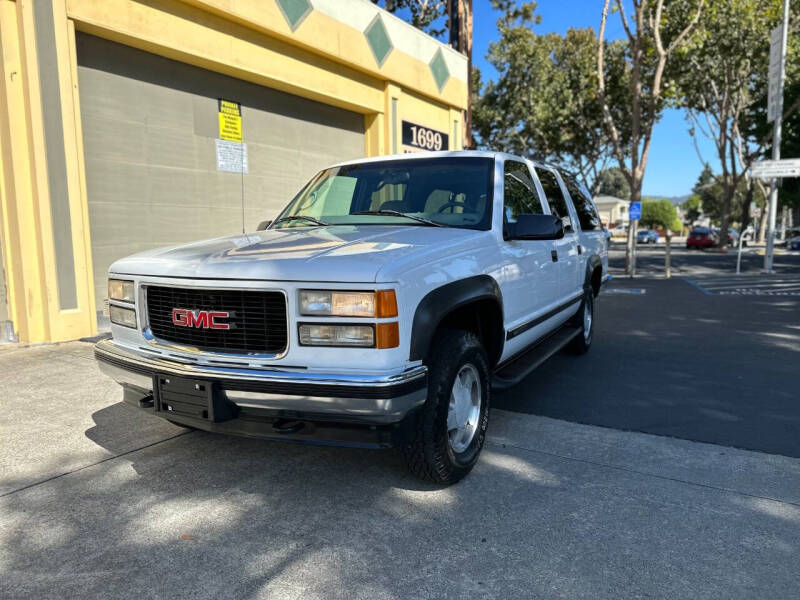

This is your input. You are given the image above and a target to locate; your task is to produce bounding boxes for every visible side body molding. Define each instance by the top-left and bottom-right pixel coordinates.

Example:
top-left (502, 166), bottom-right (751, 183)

top-left (409, 275), bottom-right (504, 361)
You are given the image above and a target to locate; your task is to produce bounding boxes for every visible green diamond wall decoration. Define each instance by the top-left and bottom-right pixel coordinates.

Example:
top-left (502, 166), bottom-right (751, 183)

top-left (276, 0), bottom-right (312, 32)
top-left (429, 48), bottom-right (450, 92)
top-left (365, 15), bottom-right (393, 67)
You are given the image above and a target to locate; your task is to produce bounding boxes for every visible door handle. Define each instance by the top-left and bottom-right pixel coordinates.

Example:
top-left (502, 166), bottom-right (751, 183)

top-left (551, 250), bottom-right (558, 262)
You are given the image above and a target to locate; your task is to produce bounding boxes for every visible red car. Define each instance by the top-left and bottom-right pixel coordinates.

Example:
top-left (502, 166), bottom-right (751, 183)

top-left (686, 227), bottom-right (716, 249)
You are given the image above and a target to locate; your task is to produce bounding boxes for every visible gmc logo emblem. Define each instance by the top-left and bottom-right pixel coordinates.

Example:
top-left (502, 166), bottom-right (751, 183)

top-left (172, 308), bottom-right (230, 330)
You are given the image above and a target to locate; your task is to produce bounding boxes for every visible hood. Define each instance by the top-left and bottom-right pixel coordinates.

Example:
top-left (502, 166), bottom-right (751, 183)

top-left (109, 225), bottom-right (489, 283)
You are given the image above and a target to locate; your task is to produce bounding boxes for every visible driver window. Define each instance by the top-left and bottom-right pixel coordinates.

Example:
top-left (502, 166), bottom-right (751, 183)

top-left (503, 161), bottom-right (542, 223)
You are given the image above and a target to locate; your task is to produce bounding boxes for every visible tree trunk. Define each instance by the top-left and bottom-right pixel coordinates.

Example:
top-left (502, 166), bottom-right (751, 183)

top-left (665, 231), bottom-right (671, 279)
top-left (718, 182), bottom-right (735, 250)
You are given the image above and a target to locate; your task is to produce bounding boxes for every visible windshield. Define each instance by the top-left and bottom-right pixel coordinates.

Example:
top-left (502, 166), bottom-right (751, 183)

top-left (272, 157), bottom-right (494, 230)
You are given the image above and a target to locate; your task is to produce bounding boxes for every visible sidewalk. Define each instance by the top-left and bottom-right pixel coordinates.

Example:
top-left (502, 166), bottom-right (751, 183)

top-left (2, 342), bottom-right (799, 599)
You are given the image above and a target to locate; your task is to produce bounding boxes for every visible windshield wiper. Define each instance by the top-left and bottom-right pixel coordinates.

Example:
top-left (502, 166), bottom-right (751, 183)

top-left (272, 215), bottom-right (330, 227)
top-left (351, 210), bottom-right (445, 227)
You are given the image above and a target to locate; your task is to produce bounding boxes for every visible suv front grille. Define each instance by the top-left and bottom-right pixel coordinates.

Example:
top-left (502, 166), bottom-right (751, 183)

top-left (145, 286), bottom-right (287, 355)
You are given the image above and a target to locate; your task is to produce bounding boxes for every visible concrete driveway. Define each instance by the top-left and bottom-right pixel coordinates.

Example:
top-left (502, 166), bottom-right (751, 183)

top-left (2, 342), bottom-right (800, 599)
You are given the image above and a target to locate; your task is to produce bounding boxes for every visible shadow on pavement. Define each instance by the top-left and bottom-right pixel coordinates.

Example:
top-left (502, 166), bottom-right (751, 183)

top-left (1, 396), bottom-right (799, 599)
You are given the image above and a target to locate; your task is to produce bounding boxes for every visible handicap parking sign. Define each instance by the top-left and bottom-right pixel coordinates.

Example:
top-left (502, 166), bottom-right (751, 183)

top-left (629, 202), bottom-right (642, 220)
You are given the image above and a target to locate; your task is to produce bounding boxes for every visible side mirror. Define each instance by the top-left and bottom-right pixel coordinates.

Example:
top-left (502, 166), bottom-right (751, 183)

top-left (256, 220), bottom-right (271, 231)
top-left (507, 214), bottom-right (564, 240)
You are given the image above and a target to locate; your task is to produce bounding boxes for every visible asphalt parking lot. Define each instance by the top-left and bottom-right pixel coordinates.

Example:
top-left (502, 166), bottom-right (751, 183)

top-left (496, 247), bottom-right (800, 457)
top-left (2, 246), bottom-right (800, 599)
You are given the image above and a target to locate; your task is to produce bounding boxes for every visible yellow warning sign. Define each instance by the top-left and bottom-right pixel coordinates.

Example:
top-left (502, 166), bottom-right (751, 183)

top-left (218, 98), bottom-right (242, 142)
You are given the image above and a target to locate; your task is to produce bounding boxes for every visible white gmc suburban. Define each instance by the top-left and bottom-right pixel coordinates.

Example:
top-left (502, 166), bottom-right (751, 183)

top-left (96, 151), bottom-right (608, 484)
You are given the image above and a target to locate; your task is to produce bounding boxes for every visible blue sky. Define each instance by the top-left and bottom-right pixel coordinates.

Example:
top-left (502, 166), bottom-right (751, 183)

top-left (471, 0), bottom-right (720, 197)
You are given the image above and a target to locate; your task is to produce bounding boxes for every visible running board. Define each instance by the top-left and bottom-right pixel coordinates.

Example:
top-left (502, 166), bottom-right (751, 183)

top-left (491, 325), bottom-right (582, 391)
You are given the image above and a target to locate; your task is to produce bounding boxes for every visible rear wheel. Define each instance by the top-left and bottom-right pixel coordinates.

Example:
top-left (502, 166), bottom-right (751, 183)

top-left (401, 330), bottom-right (490, 485)
top-left (568, 289), bottom-right (594, 355)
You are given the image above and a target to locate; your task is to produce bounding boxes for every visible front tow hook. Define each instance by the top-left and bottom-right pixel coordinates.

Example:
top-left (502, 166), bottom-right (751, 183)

top-left (272, 419), bottom-right (306, 434)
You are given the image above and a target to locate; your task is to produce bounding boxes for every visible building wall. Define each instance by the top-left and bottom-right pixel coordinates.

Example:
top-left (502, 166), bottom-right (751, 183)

top-left (0, 0), bottom-right (468, 343)
top-left (0, 232), bottom-right (9, 334)
top-left (77, 33), bottom-right (366, 319)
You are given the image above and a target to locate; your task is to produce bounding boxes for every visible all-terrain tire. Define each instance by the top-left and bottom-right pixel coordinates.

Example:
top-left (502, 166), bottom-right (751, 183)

top-left (401, 329), bottom-right (490, 485)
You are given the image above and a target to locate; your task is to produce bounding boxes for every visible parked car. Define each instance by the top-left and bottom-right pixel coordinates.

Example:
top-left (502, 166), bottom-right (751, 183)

top-left (687, 227), bottom-right (717, 249)
top-left (609, 224), bottom-right (628, 238)
top-left (636, 229), bottom-right (659, 244)
top-left (94, 151), bottom-right (608, 484)
top-left (787, 227), bottom-right (800, 251)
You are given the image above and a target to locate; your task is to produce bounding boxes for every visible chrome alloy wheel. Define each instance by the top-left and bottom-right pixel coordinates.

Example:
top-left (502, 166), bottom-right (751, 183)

top-left (583, 296), bottom-right (593, 341)
top-left (447, 363), bottom-right (482, 453)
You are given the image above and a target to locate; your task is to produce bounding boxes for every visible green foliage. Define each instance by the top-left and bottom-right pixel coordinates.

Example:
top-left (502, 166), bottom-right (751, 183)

top-left (640, 199), bottom-right (679, 232)
top-left (682, 194), bottom-right (702, 224)
top-left (370, 0), bottom-right (447, 38)
top-left (472, 2), bottom-right (624, 193)
top-left (595, 168), bottom-right (630, 200)
top-left (673, 0), bottom-right (800, 240)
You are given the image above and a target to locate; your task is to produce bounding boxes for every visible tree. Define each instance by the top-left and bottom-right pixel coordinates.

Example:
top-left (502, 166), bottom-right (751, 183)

top-left (472, 2), bottom-right (619, 194)
top-left (595, 167), bottom-right (630, 199)
top-left (640, 199), bottom-right (679, 278)
top-left (674, 0), bottom-right (790, 248)
top-left (371, 0), bottom-right (447, 38)
top-left (597, 0), bottom-right (704, 275)
top-left (691, 163), bottom-right (724, 223)
top-left (682, 194), bottom-right (702, 225)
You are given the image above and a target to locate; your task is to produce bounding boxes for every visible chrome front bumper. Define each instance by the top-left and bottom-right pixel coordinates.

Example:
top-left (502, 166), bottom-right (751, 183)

top-left (95, 339), bottom-right (428, 425)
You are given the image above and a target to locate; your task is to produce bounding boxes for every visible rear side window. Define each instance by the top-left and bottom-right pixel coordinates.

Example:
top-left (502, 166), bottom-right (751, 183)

top-left (564, 176), bottom-right (601, 231)
top-left (536, 168), bottom-right (574, 233)
top-left (503, 160), bottom-right (542, 223)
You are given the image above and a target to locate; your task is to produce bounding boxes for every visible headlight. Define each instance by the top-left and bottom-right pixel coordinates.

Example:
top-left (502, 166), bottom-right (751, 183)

top-left (299, 290), bottom-right (397, 317)
top-left (109, 305), bottom-right (137, 328)
top-left (108, 279), bottom-right (135, 303)
top-left (299, 324), bottom-right (375, 347)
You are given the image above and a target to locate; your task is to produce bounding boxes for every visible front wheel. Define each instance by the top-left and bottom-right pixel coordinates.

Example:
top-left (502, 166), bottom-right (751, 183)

top-left (401, 330), bottom-right (490, 485)
top-left (568, 289), bottom-right (594, 355)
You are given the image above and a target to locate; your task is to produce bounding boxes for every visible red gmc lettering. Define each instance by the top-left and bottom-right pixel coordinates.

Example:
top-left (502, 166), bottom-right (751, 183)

top-left (171, 309), bottom-right (230, 330)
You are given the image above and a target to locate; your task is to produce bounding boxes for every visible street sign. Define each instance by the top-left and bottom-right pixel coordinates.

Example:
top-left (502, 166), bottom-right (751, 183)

top-left (768, 25), bottom-right (783, 123)
top-left (629, 201), bottom-right (642, 220)
top-left (749, 158), bottom-right (800, 180)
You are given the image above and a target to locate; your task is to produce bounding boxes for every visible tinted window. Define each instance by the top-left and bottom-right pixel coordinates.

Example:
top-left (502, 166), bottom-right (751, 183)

top-left (564, 176), bottom-right (601, 231)
top-left (503, 161), bottom-right (542, 223)
top-left (536, 168), bottom-right (574, 233)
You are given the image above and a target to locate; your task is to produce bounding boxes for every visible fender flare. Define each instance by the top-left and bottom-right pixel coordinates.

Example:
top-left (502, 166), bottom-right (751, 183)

top-left (409, 275), bottom-right (504, 362)
top-left (584, 254), bottom-right (603, 294)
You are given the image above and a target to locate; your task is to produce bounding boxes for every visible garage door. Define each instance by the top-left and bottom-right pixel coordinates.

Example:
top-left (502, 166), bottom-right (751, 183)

top-left (76, 33), bottom-right (365, 323)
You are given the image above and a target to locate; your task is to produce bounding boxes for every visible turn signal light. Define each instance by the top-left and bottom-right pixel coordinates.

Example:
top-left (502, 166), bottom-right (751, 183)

top-left (376, 322), bottom-right (399, 349)
top-left (375, 290), bottom-right (398, 318)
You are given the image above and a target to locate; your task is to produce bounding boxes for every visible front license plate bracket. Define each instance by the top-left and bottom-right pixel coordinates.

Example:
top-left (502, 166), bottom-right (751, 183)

top-left (154, 375), bottom-right (238, 423)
